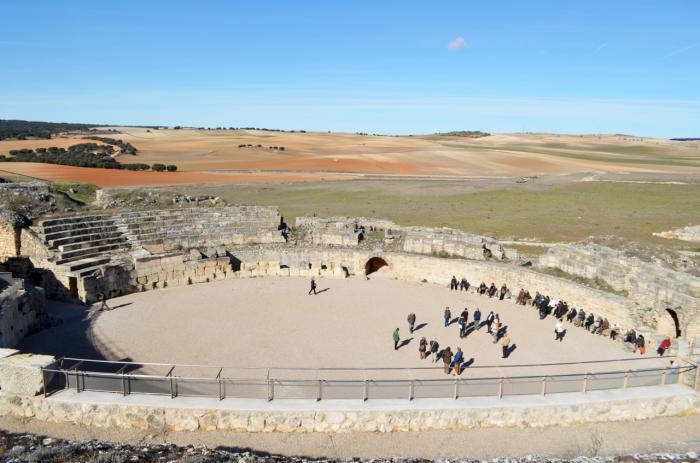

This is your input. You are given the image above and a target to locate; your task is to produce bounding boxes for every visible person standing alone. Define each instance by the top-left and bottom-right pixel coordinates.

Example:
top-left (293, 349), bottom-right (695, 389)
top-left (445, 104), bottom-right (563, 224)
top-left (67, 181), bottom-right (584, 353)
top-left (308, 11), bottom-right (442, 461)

top-left (393, 328), bottom-right (401, 350)
top-left (407, 312), bottom-right (416, 333)
top-left (308, 277), bottom-right (317, 295)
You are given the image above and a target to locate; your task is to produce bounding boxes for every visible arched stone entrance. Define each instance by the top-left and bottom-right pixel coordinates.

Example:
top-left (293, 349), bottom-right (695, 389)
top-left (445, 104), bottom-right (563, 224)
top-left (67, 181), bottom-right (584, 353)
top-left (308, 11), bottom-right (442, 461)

top-left (658, 308), bottom-right (682, 338)
top-left (365, 257), bottom-right (388, 276)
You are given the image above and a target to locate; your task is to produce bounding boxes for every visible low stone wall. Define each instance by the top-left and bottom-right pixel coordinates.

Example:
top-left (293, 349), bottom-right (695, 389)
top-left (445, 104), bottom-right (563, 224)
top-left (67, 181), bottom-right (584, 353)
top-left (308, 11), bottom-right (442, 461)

top-left (131, 253), bottom-right (232, 291)
top-left (539, 244), bottom-right (700, 338)
top-left (401, 227), bottom-right (519, 262)
top-left (0, 388), bottom-right (696, 432)
top-left (0, 211), bottom-right (25, 263)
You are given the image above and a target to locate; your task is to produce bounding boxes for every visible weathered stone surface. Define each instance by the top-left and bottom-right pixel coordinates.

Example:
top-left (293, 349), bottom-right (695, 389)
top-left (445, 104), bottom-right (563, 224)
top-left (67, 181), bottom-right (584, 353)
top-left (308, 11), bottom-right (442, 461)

top-left (0, 353), bottom-right (54, 396)
top-left (0, 390), bottom-right (697, 432)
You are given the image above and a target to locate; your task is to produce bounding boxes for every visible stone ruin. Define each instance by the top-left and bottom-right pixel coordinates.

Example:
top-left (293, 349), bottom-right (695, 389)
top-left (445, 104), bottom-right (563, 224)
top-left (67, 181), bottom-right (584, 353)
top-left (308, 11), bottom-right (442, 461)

top-left (294, 215), bottom-right (519, 261)
top-left (0, 192), bottom-right (699, 348)
top-left (0, 272), bottom-right (45, 348)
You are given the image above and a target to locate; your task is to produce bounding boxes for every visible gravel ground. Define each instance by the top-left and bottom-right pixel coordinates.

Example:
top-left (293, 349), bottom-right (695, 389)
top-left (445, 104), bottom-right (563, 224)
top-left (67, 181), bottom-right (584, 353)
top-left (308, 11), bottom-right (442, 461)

top-left (2, 414), bottom-right (700, 461)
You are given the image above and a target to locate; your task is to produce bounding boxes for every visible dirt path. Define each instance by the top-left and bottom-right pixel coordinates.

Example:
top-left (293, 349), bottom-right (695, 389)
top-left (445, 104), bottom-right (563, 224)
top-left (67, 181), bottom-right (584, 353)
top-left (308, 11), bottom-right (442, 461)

top-left (2, 414), bottom-right (699, 459)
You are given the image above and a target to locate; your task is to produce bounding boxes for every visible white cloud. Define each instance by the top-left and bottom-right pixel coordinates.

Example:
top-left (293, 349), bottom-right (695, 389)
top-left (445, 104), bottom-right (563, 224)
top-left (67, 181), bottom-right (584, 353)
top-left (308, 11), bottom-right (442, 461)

top-left (447, 36), bottom-right (467, 51)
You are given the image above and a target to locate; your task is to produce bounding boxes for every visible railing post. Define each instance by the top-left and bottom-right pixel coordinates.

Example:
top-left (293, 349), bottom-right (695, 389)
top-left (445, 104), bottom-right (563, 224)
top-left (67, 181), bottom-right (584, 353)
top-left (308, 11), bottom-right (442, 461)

top-left (661, 366), bottom-right (668, 386)
top-left (41, 369), bottom-right (47, 398)
top-left (122, 374), bottom-right (127, 396)
top-left (695, 364), bottom-right (700, 391)
top-left (317, 380), bottom-right (322, 402)
top-left (541, 376), bottom-right (547, 396)
top-left (498, 377), bottom-right (504, 398)
top-left (582, 373), bottom-right (589, 393)
top-left (408, 379), bottom-right (414, 401)
top-left (267, 369), bottom-right (274, 402)
top-left (363, 379), bottom-right (368, 402)
top-left (623, 370), bottom-right (630, 389)
top-left (453, 378), bottom-right (459, 400)
top-left (217, 368), bottom-right (224, 401)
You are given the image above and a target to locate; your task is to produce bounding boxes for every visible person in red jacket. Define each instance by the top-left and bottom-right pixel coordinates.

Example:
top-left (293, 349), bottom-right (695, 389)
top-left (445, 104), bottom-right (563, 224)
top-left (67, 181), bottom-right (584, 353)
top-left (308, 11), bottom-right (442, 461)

top-left (657, 337), bottom-right (671, 357)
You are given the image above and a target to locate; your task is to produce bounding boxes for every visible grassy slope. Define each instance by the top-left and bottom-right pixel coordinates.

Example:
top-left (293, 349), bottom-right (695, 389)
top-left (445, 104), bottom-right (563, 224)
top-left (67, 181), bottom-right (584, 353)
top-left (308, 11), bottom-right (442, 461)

top-left (184, 180), bottom-right (700, 247)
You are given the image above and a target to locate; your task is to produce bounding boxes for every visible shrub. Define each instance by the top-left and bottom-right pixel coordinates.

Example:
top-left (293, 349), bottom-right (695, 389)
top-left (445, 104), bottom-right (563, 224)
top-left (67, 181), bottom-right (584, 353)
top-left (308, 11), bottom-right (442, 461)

top-left (151, 163), bottom-right (166, 172)
top-left (166, 164), bottom-right (177, 172)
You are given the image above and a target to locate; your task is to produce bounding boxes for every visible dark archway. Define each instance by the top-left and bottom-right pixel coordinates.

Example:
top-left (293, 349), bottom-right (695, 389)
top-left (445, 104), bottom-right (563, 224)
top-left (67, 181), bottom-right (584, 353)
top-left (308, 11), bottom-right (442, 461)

top-left (365, 257), bottom-right (388, 276)
top-left (666, 308), bottom-right (682, 338)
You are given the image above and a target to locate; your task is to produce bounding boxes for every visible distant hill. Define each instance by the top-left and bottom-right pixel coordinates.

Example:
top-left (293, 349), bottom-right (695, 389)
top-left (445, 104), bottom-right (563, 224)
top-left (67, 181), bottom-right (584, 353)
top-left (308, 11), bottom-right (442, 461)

top-left (670, 138), bottom-right (700, 141)
top-left (435, 130), bottom-right (490, 138)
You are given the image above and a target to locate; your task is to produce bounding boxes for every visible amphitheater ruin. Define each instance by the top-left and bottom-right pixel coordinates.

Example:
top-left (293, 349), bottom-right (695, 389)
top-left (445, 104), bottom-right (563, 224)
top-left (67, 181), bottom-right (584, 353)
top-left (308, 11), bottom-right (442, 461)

top-left (0, 181), bottom-right (699, 433)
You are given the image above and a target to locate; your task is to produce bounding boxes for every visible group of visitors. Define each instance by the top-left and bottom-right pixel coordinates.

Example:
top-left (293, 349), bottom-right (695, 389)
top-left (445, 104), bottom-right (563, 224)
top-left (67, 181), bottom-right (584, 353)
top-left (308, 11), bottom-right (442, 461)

top-left (474, 281), bottom-right (510, 300)
top-left (449, 276), bottom-right (471, 292)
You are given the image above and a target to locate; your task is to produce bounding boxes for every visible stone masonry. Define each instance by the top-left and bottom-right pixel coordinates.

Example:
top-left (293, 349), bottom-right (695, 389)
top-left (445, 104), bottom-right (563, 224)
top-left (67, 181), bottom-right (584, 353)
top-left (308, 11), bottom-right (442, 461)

top-left (539, 244), bottom-right (700, 338)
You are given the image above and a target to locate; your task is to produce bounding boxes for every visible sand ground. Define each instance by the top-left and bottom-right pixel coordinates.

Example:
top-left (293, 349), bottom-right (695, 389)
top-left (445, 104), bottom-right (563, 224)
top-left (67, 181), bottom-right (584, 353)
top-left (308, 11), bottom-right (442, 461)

top-left (20, 276), bottom-right (663, 381)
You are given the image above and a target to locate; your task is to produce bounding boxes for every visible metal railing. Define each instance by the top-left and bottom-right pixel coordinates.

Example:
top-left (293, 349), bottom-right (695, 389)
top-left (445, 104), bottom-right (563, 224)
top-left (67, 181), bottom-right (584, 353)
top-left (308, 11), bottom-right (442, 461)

top-left (41, 357), bottom-right (698, 401)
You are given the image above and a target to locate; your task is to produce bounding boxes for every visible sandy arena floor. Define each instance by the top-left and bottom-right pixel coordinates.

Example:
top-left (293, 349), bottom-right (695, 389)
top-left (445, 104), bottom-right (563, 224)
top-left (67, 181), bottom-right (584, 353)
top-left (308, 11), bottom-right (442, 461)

top-left (21, 275), bottom-right (665, 381)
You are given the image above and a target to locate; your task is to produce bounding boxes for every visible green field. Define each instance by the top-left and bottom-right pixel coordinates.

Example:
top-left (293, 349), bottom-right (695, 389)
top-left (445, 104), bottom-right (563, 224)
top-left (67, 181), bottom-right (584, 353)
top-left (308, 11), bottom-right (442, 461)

top-left (176, 180), bottom-right (700, 249)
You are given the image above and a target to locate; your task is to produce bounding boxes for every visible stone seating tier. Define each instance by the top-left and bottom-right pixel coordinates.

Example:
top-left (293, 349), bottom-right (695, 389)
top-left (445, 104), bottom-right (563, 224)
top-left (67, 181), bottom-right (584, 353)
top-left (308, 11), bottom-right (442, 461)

top-left (41, 220), bottom-right (121, 239)
top-left (49, 229), bottom-right (123, 248)
top-left (38, 214), bottom-right (111, 227)
top-left (57, 236), bottom-right (129, 253)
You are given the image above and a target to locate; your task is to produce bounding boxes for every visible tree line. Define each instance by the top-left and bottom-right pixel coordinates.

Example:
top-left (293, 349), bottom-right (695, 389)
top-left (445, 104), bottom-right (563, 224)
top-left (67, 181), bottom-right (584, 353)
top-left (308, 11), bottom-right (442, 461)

top-left (0, 145), bottom-right (177, 172)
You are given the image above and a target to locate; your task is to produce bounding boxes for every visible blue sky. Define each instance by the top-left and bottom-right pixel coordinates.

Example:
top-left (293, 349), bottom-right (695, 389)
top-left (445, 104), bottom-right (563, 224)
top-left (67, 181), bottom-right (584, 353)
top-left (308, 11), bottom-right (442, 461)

top-left (1, 1), bottom-right (699, 137)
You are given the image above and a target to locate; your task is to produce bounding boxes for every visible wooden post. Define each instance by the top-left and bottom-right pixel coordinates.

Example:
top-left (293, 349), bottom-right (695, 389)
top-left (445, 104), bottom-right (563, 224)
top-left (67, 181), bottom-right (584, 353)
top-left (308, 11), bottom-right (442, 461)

top-left (363, 380), bottom-right (368, 402)
top-left (408, 379), bottom-right (414, 401)
top-left (498, 377), bottom-right (504, 398)
top-left (582, 373), bottom-right (589, 393)
top-left (317, 380), bottom-right (322, 402)
top-left (453, 378), bottom-right (459, 400)
top-left (541, 376), bottom-right (547, 396)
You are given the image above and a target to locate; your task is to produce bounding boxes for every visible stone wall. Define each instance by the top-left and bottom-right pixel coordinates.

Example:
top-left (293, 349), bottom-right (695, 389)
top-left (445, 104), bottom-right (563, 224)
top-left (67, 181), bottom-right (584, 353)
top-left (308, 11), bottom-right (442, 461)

top-left (539, 244), bottom-right (700, 338)
top-left (0, 277), bottom-right (46, 348)
top-left (0, 211), bottom-right (25, 263)
top-left (130, 253), bottom-right (232, 292)
top-left (0, 388), bottom-right (696, 432)
top-left (401, 227), bottom-right (519, 262)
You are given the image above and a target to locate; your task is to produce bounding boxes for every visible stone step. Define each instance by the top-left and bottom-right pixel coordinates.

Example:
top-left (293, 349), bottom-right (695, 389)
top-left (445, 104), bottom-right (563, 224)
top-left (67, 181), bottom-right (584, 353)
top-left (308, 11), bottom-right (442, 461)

top-left (60, 256), bottom-right (112, 272)
top-left (57, 242), bottom-right (129, 262)
top-left (39, 215), bottom-right (111, 227)
top-left (41, 219), bottom-right (118, 236)
top-left (58, 236), bottom-right (129, 253)
top-left (47, 228), bottom-right (122, 247)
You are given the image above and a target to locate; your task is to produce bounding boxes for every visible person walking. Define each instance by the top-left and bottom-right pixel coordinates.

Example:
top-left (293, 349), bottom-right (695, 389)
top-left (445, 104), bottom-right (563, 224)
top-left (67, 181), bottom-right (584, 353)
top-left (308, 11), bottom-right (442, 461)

top-left (492, 314), bottom-right (501, 343)
top-left (430, 339), bottom-right (440, 362)
top-left (461, 308), bottom-right (469, 329)
top-left (442, 347), bottom-right (453, 374)
top-left (98, 294), bottom-right (111, 311)
top-left (443, 307), bottom-right (451, 327)
top-left (419, 337), bottom-right (428, 359)
top-left (450, 276), bottom-right (459, 291)
top-left (393, 328), bottom-right (400, 350)
top-left (486, 311), bottom-right (495, 334)
top-left (451, 347), bottom-right (464, 375)
top-left (555, 319), bottom-right (566, 341)
top-left (308, 277), bottom-right (317, 295)
top-left (458, 315), bottom-right (466, 338)
top-left (501, 333), bottom-right (511, 358)
top-left (473, 308), bottom-right (482, 330)
top-left (407, 312), bottom-right (416, 333)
